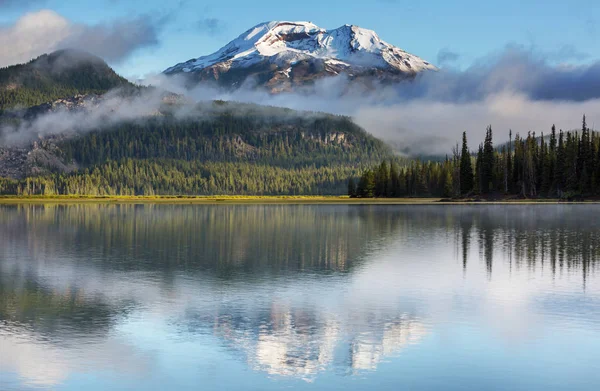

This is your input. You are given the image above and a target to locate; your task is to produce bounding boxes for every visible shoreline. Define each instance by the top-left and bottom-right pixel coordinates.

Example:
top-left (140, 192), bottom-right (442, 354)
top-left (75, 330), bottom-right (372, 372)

top-left (0, 195), bottom-right (599, 204)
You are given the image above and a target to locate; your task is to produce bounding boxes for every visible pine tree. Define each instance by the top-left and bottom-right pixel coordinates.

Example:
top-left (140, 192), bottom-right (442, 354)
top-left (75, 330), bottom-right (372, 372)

top-left (565, 131), bottom-right (579, 193)
top-left (539, 132), bottom-right (548, 195)
top-left (592, 137), bottom-right (600, 195)
top-left (364, 170), bottom-right (376, 198)
top-left (357, 170), bottom-right (376, 198)
top-left (547, 125), bottom-right (557, 195)
top-left (356, 174), bottom-right (366, 197)
top-left (416, 163), bottom-right (429, 195)
top-left (506, 130), bottom-right (513, 193)
top-left (501, 145), bottom-right (508, 193)
top-left (460, 132), bottom-right (474, 196)
top-left (443, 168), bottom-right (454, 198)
top-left (578, 115), bottom-right (592, 194)
top-left (513, 134), bottom-right (525, 196)
top-left (398, 170), bottom-right (407, 197)
top-left (475, 144), bottom-right (483, 194)
top-left (389, 161), bottom-right (399, 197)
top-left (374, 161), bottom-right (389, 197)
top-left (524, 132), bottom-right (537, 197)
top-left (347, 177), bottom-right (357, 198)
top-left (555, 130), bottom-right (565, 195)
top-left (482, 126), bottom-right (495, 194)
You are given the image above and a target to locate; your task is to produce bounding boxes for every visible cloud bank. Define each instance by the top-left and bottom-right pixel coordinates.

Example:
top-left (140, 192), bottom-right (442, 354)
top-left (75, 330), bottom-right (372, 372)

top-left (2, 31), bottom-right (599, 156)
top-left (1, 88), bottom-right (172, 145)
top-left (393, 45), bottom-right (600, 103)
top-left (0, 10), bottom-right (162, 68)
top-left (145, 44), bottom-right (600, 155)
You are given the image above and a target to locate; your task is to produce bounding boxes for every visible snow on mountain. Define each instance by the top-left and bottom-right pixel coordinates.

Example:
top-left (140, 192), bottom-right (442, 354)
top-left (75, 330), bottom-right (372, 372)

top-left (164, 21), bottom-right (436, 91)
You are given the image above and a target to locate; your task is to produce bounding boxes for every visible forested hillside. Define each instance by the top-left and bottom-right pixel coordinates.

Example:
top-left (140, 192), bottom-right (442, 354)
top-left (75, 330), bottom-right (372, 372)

top-left (0, 50), bottom-right (395, 196)
top-left (0, 104), bottom-right (392, 195)
top-left (62, 111), bottom-right (384, 168)
top-left (0, 50), bottom-right (130, 110)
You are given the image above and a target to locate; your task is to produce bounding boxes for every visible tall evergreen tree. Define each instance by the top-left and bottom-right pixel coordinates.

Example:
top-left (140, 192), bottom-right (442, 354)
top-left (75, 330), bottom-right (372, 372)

top-left (547, 125), bottom-right (557, 195)
top-left (555, 130), bottom-right (565, 195)
top-left (460, 132), bottom-right (474, 196)
top-left (578, 115), bottom-right (592, 194)
top-left (506, 130), bottom-right (513, 193)
top-left (481, 126), bottom-right (495, 194)
top-left (357, 170), bottom-right (376, 198)
top-left (475, 144), bottom-right (484, 194)
top-left (374, 161), bottom-right (389, 197)
top-left (538, 132), bottom-right (548, 195)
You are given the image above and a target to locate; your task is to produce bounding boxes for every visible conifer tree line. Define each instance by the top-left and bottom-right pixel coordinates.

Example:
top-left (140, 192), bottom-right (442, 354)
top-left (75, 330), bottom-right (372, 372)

top-left (350, 116), bottom-right (600, 199)
top-left (0, 113), bottom-right (390, 196)
top-left (0, 160), bottom-right (357, 196)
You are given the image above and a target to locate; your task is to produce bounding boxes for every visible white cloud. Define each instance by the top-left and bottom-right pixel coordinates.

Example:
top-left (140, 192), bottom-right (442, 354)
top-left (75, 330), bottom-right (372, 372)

top-left (0, 10), bottom-right (71, 67)
top-left (0, 10), bottom-right (161, 68)
top-left (353, 94), bottom-right (600, 155)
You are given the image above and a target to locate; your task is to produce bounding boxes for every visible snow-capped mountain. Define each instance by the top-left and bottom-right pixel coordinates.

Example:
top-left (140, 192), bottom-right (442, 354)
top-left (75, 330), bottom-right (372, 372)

top-left (164, 21), bottom-right (436, 92)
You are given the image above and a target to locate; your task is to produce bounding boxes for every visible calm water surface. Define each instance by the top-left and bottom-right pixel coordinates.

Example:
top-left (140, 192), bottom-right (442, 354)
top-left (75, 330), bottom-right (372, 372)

top-left (1, 204), bottom-right (599, 390)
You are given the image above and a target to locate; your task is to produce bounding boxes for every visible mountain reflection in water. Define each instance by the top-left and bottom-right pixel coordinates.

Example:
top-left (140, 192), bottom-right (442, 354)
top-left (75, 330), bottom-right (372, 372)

top-left (1, 205), bottom-right (599, 390)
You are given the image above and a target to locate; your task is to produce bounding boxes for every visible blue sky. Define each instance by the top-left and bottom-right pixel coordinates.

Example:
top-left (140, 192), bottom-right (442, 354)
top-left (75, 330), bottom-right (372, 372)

top-left (0, 0), bottom-right (599, 77)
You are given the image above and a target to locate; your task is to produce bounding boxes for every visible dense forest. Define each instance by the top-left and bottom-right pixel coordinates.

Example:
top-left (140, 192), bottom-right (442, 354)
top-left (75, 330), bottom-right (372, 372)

top-left (351, 116), bottom-right (599, 200)
top-left (0, 50), bottom-right (129, 111)
top-left (0, 109), bottom-right (392, 195)
top-left (60, 113), bottom-right (386, 168)
top-left (0, 160), bottom-right (361, 196)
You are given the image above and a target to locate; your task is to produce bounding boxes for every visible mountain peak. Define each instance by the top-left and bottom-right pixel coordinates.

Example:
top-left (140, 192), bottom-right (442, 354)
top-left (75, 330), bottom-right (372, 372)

top-left (30, 49), bottom-right (109, 72)
top-left (164, 21), bottom-right (435, 92)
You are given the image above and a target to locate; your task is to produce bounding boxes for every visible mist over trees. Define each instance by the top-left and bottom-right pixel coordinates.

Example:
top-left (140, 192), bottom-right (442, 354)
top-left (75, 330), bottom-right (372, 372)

top-left (0, 114), bottom-right (391, 196)
top-left (351, 116), bottom-right (600, 200)
top-left (0, 50), bottom-right (130, 111)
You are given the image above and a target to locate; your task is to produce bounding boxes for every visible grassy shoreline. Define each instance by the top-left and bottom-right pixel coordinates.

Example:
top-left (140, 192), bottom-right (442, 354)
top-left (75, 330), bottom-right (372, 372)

top-left (0, 195), bottom-right (598, 204)
top-left (0, 195), bottom-right (438, 204)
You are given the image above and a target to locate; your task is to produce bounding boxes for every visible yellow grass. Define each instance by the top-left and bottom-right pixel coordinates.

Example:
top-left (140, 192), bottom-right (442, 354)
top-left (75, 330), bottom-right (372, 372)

top-left (0, 195), bottom-right (596, 204)
top-left (0, 195), bottom-right (442, 204)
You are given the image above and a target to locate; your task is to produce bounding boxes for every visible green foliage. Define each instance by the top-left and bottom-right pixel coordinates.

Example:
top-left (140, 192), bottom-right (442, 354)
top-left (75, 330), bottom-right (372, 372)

top-left (347, 177), bottom-right (357, 198)
top-left (354, 159), bottom-right (453, 198)
top-left (0, 50), bottom-right (393, 196)
top-left (356, 169), bottom-right (376, 198)
top-left (481, 126), bottom-right (495, 194)
top-left (352, 116), bottom-right (600, 199)
top-left (460, 132), bottom-right (474, 195)
top-left (0, 50), bottom-right (130, 109)
top-left (0, 160), bottom-right (364, 196)
top-left (1, 111), bottom-right (391, 196)
top-left (58, 114), bottom-right (388, 169)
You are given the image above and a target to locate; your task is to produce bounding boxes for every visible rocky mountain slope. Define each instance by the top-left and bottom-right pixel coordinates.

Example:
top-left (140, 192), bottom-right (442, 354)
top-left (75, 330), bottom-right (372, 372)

top-left (164, 21), bottom-right (436, 92)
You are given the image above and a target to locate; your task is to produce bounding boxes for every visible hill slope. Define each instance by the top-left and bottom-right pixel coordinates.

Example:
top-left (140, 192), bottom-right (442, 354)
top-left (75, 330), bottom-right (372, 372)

top-left (0, 51), bottom-right (394, 196)
top-left (0, 103), bottom-right (392, 195)
top-left (164, 21), bottom-right (436, 92)
top-left (0, 50), bottom-right (131, 110)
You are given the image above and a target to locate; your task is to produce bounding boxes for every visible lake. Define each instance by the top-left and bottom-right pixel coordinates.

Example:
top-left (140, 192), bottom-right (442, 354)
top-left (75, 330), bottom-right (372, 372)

top-left (1, 204), bottom-right (599, 391)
